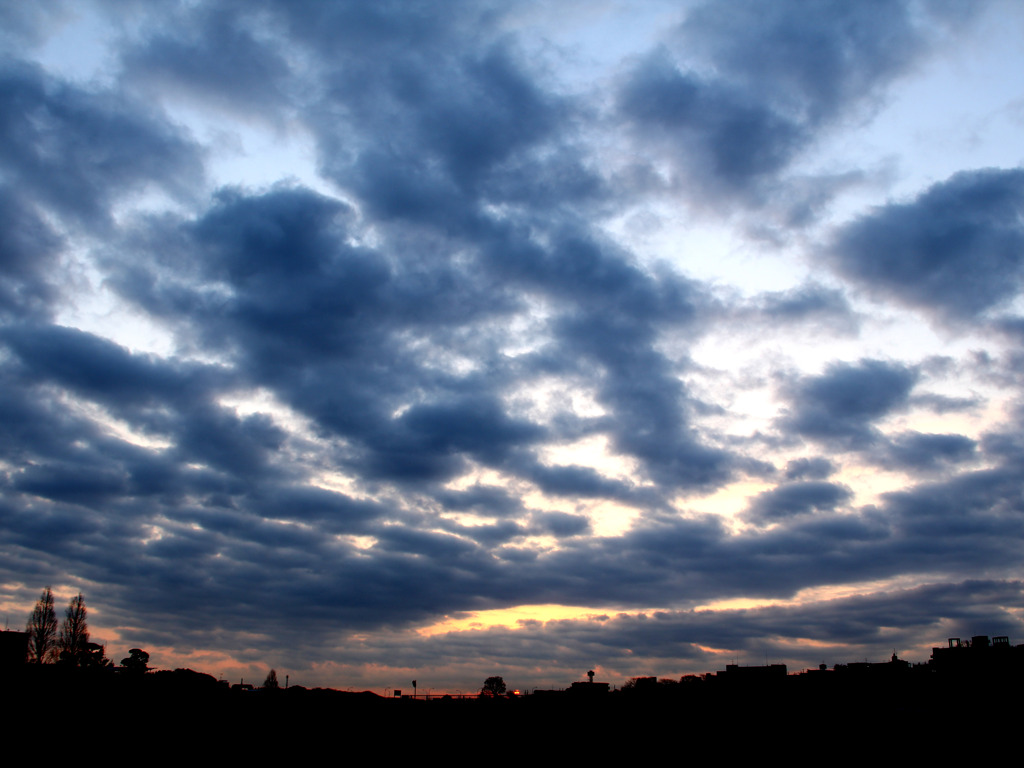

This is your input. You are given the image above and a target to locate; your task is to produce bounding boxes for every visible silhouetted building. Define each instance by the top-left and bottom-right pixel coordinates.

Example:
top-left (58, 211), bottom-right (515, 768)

top-left (716, 663), bottom-right (787, 680)
top-left (568, 669), bottom-right (610, 696)
top-left (832, 652), bottom-right (911, 678)
top-left (568, 680), bottom-right (610, 695)
top-left (0, 630), bottom-right (28, 667)
top-left (930, 635), bottom-right (1023, 675)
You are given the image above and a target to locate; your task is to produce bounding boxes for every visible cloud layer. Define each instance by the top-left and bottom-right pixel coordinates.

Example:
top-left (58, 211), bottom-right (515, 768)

top-left (1, 0), bottom-right (1022, 689)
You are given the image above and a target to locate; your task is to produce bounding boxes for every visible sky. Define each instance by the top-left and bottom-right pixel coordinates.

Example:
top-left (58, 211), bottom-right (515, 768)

top-left (2, 0), bottom-right (1023, 692)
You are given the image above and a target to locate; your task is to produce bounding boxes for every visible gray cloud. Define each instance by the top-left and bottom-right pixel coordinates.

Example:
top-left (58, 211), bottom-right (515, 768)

top-left (0, 61), bottom-right (202, 229)
top-left (121, 7), bottom-right (294, 117)
top-left (676, 0), bottom-right (935, 123)
top-left (743, 282), bottom-right (860, 335)
top-left (831, 168), bottom-right (1024, 323)
top-left (745, 480), bottom-right (853, 524)
top-left (0, 188), bottom-right (62, 319)
top-left (872, 431), bottom-right (978, 472)
top-left (616, 0), bottom-right (975, 202)
top-left (779, 359), bottom-right (919, 447)
top-left (618, 49), bottom-right (806, 190)
top-left (0, 0), bottom-right (1019, 691)
top-left (783, 457), bottom-right (835, 481)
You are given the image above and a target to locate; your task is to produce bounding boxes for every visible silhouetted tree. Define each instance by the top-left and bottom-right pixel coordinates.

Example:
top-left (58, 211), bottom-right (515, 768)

top-left (263, 669), bottom-right (280, 689)
top-left (481, 676), bottom-right (506, 696)
top-left (81, 641), bottom-right (112, 669)
top-left (57, 593), bottom-right (88, 666)
top-left (120, 648), bottom-right (150, 674)
top-left (26, 586), bottom-right (58, 664)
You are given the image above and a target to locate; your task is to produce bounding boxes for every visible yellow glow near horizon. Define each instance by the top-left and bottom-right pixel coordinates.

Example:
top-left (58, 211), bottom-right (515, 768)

top-left (413, 581), bottom-right (952, 660)
top-left (694, 573), bottom-right (960, 614)
top-left (416, 603), bottom-right (644, 637)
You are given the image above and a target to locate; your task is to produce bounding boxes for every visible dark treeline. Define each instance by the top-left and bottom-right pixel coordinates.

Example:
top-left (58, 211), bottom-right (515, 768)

top-left (6, 652), bottom-right (1018, 757)
top-left (5, 590), bottom-right (1021, 753)
top-left (6, 632), bottom-right (1022, 756)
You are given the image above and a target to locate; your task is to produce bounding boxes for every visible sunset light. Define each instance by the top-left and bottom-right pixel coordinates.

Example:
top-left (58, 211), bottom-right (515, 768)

top-left (2, 0), bottom-right (1023, 693)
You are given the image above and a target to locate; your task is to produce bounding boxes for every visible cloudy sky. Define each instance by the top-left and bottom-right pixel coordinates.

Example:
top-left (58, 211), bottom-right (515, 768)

top-left (2, 0), bottom-right (1024, 691)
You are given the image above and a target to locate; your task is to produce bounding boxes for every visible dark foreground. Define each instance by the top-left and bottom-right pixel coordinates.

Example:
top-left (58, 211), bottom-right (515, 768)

top-left (9, 664), bottom-right (1018, 758)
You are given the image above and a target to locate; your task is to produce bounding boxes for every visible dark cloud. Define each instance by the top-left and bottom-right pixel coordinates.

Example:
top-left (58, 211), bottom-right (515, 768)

top-left (747, 282), bottom-right (860, 334)
top-left (1, 323), bottom-right (213, 408)
top-left (13, 462), bottom-right (129, 507)
top-left (0, 323), bottom-right (295, 484)
top-left (745, 481), bottom-right (853, 524)
top-left (617, 0), bottom-right (974, 200)
top-left (361, 396), bottom-right (545, 482)
top-left (0, 60), bottom-right (203, 228)
top-left (532, 511), bottom-right (590, 538)
top-left (441, 518), bottom-right (526, 547)
top-left (121, 7), bottom-right (293, 116)
top-left (108, 185), bottom-right (541, 487)
top-left (783, 457), bottom-right (835, 481)
top-left (0, 2), bottom-right (72, 50)
top-left (0, 0), bottom-right (1019, 691)
top-left (618, 50), bottom-right (805, 190)
top-left (886, 464), bottom-right (1024, 527)
top-left (873, 431), bottom-right (978, 472)
top-left (245, 486), bottom-right (383, 532)
top-left (517, 462), bottom-right (641, 504)
top-left (909, 393), bottom-right (983, 414)
top-left (779, 359), bottom-right (919, 447)
top-left (979, 429), bottom-right (1024, 463)
top-left (0, 188), bottom-right (62, 319)
top-left (529, 263), bottom-right (730, 492)
top-left (434, 484), bottom-right (525, 519)
top-left (830, 168), bottom-right (1024, 322)
top-left (107, 163), bottom-right (731, 496)
top-left (282, 2), bottom-right (595, 227)
top-left (676, 0), bottom-right (932, 124)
